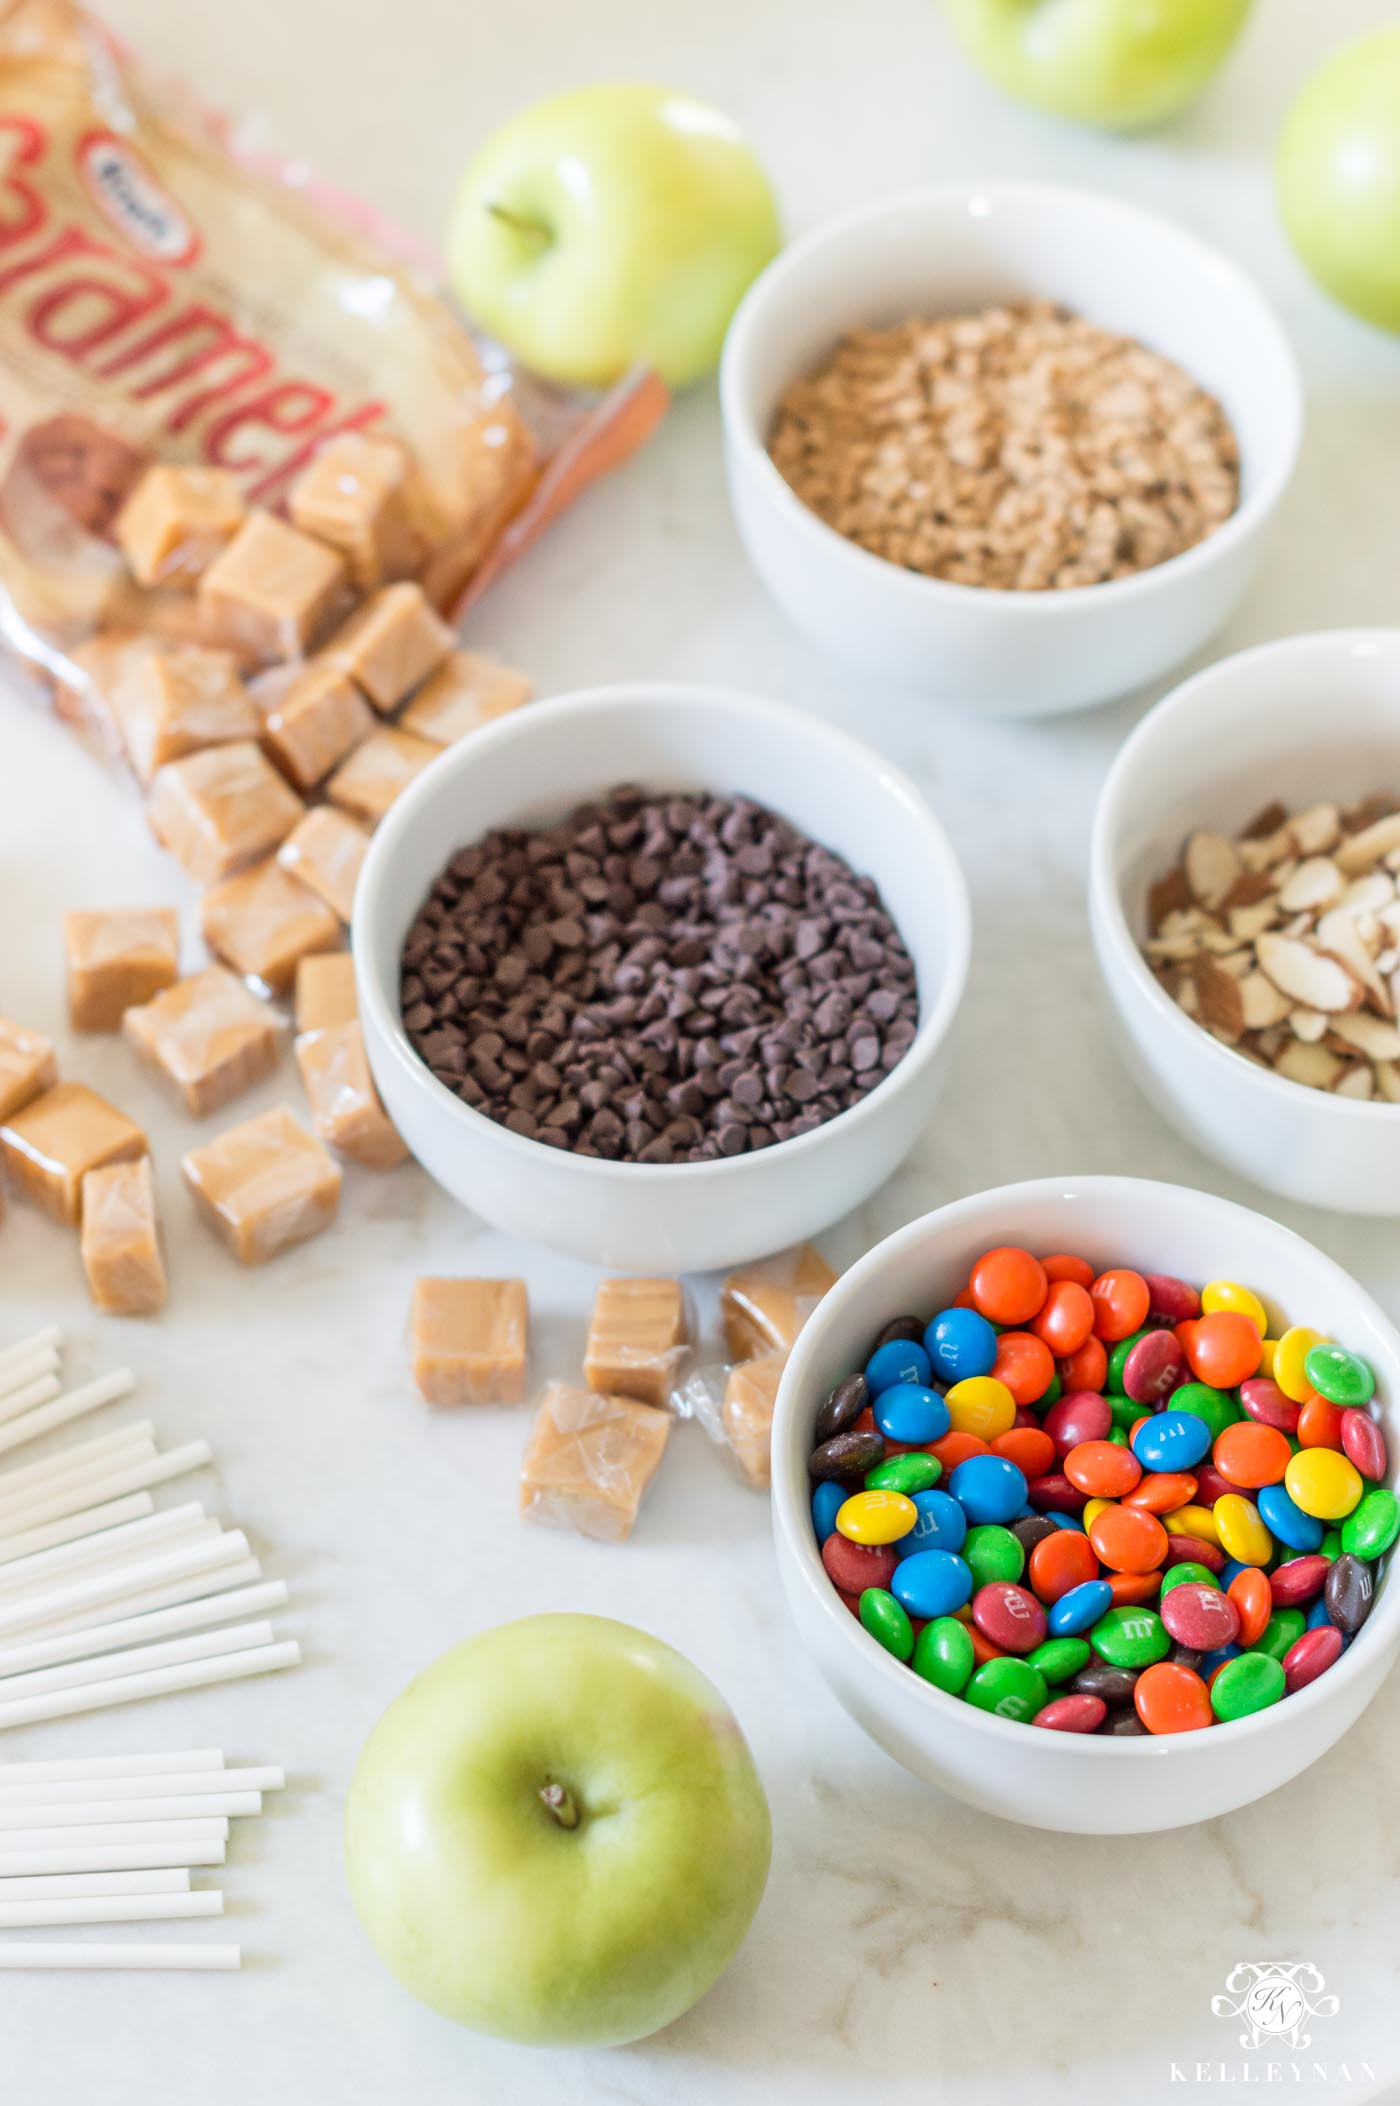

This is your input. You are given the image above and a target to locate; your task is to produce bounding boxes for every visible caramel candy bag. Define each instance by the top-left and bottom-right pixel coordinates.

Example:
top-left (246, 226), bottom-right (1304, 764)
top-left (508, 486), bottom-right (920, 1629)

top-left (0, 0), bottom-right (664, 739)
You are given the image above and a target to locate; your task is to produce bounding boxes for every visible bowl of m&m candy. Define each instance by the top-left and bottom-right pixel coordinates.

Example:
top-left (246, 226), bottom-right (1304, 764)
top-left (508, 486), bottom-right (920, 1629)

top-left (771, 1176), bottom-right (1400, 1832)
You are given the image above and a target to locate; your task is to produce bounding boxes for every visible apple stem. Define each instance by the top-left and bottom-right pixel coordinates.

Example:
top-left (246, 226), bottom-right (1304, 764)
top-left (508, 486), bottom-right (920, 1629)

top-left (487, 202), bottom-right (552, 252)
top-left (539, 1782), bottom-right (579, 1830)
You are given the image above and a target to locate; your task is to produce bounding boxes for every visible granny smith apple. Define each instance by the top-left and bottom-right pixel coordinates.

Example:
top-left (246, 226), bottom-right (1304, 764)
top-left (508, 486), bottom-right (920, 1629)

top-left (446, 84), bottom-right (780, 390)
top-left (1278, 28), bottom-right (1400, 335)
top-left (345, 1614), bottom-right (771, 2046)
top-left (944, 0), bottom-right (1252, 132)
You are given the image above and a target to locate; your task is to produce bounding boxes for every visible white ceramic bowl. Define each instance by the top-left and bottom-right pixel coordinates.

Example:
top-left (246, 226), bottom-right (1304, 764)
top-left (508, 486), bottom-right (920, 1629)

top-left (1091, 629), bottom-right (1400, 1216)
top-left (354, 685), bottom-right (971, 1271)
top-left (720, 183), bottom-right (1303, 717)
top-left (771, 1176), bottom-right (1400, 1834)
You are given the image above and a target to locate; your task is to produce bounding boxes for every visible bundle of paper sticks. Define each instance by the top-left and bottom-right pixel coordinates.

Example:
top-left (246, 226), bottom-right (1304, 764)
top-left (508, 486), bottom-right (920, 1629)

top-left (0, 1326), bottom-right (300, 1969)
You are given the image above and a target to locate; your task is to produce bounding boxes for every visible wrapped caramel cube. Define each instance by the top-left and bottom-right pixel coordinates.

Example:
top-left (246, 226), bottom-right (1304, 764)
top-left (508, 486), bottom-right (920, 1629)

top-left (125, 966), bottom-right (285, 1118)
top-left (147, 741), bottom-right (304, 885)
top-left (520, 1383), bottom-right (670, 1544)
top-left (182, 1105), bottom-right (341, 1264)
top-left (288, 434), bottom-right (419, 589)
top-left (65, 908), bottom-right (179, 1033)
top-left (198, 510), bottom-right (347, 662)
top-left (296, 1020), bottom-right (405, 1170)
top-left (324, 583), bottom-right (454, 713)
top-left (277, 807), bottom-right (369, 923)
top-left (326, 727), bottom-right (438, 827)
top-left (80, 1156), bottom-right (168, 1316)
top-left (410, 1278), bottom-right (529, 1404)
top-left (400, 649), bottom-right (531, 746)
top-left (115, 465), bottom-right (246, 587)
top-left (110, 645), bottom-right (258, 784)
top-left (721, 1243), bottom-right (838, 1361)
top-left (0, 1017), bottom-right (58, 1123)
top-left (201, 859), bottom-right (340, 996)
top-left (584, 1278), bottom-right (687, 1409)
top-left (1, 1083), bottom-right (147, 1225)
top-left (294, 952), bottom-right (359, 1036)
top-left (722, 1352), bottom-right (787, 1491)
top-left (261, 660), bottom-right (374, 791)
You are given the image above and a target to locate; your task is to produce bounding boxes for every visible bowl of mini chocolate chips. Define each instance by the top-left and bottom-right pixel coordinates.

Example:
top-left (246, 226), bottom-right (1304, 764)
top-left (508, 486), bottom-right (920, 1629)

top-left (354, 684), bottom-right (971, 1269)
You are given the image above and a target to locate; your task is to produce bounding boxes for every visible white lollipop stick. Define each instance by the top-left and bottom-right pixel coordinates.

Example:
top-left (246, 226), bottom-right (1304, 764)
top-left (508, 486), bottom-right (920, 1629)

top-left (0, 1373), bottom-right (62, 1428)
top-left (0, 1790), bottom-right (258, 1829)
top-left (0, 1869), bottom-right (190, 1899)
top-left (0, 1889), bottom-right (222, 1928)
top-left (0, 1623), bottom-right (274, 1707)
top-left (6, 1820), bottom-right (228, 1851)
top-left (30, 1558), bottom-right (263, 1642)
top-left (0, 1748), bottom-right (223, 1784)
top-left (0, 1940), bottom-right (239, 1970)
top-left (0, 1763), bottom-right (284, 1805)
top-left (0, 1423), bottom-right (156, 1500)
top-left (0, 1531), bottom-right (249, 1640)
top-left (0, 1494), bottom-right (156, 1570)
top-left (0, 1441), bottom-right (213, 1539)
top-left (0, 1327), bottom-right (62, 1376)
top-left (0, 1351), bottom-right (61, 1406)
top-left (0, 1443), bottom-right (159, 1531)
top-left (0, 1839), bottom-right (226, 1875)
top-left (0, 1580), bottom-right (287, 1680)
top-left (0, 1500), bottom-right (195, 1587)
top-left (0, 1371), bottom-right (136, 1460)
top-left (0, 1638), bottom-right (299, 1727)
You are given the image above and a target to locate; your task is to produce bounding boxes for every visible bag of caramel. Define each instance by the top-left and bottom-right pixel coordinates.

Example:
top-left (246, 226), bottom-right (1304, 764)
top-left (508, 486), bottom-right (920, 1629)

top-left (0, 0), bottom-right (663, 753)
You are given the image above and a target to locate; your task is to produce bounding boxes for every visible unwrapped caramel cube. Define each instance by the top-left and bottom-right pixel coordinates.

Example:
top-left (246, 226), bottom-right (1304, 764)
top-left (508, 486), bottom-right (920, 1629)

top-left (520, 1383), bottom-right (670, 1544)
top-left (1, 1083), bottom-right (147, 1225)
top-left (261, 660), bottom-right (374, 791)
top-left (288, 434), bottom-right (419, 589)
top-left (721, 1243), bottom-right (838, 1361)
top-left (326, 727), bottom-right (437, 827)
top-left (0, 1018), bottom-right (58, 1123)
top-left (295, 951), bottom-right (359, 1036)
top-left (722, 1352), bottom-right (787, 1491)
top-left (324, 583), bottom-right (453, 713)
top-left (111, 645), bottom-right (258, 784)
top-left (401, 649), bottom-right (532, 746)
top-left (198, 510), bottom-right (346, 662)
top-left (65, 908), bottom-right (179, 1032)
top-left (115, 465), bottom-right (245, 587)
top-left (296, 1020), bottom-right (405, 1169)
top-left (125, 966), bottom-right (285, 1117)
top-left (584, 1277), bottom-right (687, 1409)
top-left (148, 740), bottom-right (304, 885)
top-left (277, 807), bottom-right (369, 923)
top-left (201, 859), bottom-right (340, 996)
top-left (410, 1278), bottom-right (529, 1404)
top-left (182, 1105), bottom-right (341, 1264)
top-left (80, 1156), bottom-right (167, 1316)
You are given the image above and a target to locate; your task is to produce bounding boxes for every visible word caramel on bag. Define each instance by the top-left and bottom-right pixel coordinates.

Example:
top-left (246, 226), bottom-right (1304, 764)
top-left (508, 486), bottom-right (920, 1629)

top-left (0, 0), bottom-right (660, 745)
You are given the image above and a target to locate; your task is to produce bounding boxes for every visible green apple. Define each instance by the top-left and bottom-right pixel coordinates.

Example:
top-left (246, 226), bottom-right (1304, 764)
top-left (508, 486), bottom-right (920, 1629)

top-left (1278, 28), bottom-right (1400, 335)
top-left (944, 0), bottom-right (1253, 132)
top-left (345, 1614), bottom-right (771, 2046)
top-left (446, 84), bottom-right (780, 391)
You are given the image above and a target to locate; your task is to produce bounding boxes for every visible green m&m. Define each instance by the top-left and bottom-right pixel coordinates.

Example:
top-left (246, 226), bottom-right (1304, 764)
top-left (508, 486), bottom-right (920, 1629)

top-left (1211, 1651), bottom-right (1285, 1721)
top-left (1304, 1343), bottom-right (1375, 1408)
top-left (1090, 1605), bottom-right (1170, 1669)
top-left (1342, 1486), bottom-right (1400, 1561)
top-left (859, 1588), bottom-right (913, 1661)
top-left (1250, 1608), bottom-right (1306, 1663)
top-left (1027, 1636), bottom-right (1090, 1686)
top-left (911, 1615), bottom-right (974, 1695)
top-left (1159, 1561), bottom-right (1220, 1598)
top-left (865, 1453), bottom-right (942, 1496)
top-left (964, 1656), bottom-right (1047, 1724)
top-left (962, 1524), bottom-right (1024, 1589)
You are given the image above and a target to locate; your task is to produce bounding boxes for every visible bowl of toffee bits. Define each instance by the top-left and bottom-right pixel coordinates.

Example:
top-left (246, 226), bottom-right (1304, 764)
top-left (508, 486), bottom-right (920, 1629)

top-left (353, 684), bottom-right (970, 1270)
top-left (720, 183), bottom-right (1302, 716)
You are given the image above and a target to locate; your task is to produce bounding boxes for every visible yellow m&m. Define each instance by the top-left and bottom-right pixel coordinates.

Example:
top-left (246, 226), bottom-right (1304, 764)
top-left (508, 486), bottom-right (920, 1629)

top-left (1284, 1448), bottom-right (1363, 1522)
top-left (1202, 1280), bottom-right (1268, 1336)
top-left (1213, 1493), bottom-right (1273, 1567)
top-left (945, 1375), bottom-right (1016, 1440)
top-left (1275, 1326), bottom-right (1327, 1404)
top-left (1163, 1503), bottom-right (1222, 1548)
top-left (836, 1489), bottom-right (917, 1545)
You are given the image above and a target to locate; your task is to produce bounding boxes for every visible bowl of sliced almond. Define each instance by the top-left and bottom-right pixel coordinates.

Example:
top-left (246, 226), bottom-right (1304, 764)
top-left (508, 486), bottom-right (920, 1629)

top-left (1090, 629), bottom-right (1400, 1214)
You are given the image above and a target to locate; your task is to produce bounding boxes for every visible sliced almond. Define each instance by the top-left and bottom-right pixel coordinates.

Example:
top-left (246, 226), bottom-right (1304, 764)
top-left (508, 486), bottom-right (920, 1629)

top-left (1239, 972), bottom-right (1290, 1031)
top-left (1328, 1011), bottom-right (1400, 1061)
top-left (1376, 1060), bottom-right (1400, 1105)
top-left (1148, 865), bottom-right (1191, 932)
top-left (1289, 1007), bottom-right (1328, 1043)
top-left (1200, 925), bottom-right (1244, 956)
top-left (1316, 907), bottom-right (1392, 1014)
top-left (1291, 803), bottom-right (1341, 856)
top-left (1190, 956), bottom-right (1245, 1042)
top-left (1336, 810), bottom-right (1400, 875)
top-left (1222, 869), bottom-right (1277, 910)
top-left (1256, 932), bottom-right (1363, 1014)
top-left (1185, 829), bottom-right (1241, 909)
top-left (1333, 1062), bottom-right (1376, 1101)
top-left (1277, 856), bottom-right (1343, 915)
top-left (1386, 846), bottom-right (1400, 874)
top-left (1241, 799), bottom-right (1288, 841)
top-left (1228, 899), bottom-right (1279, 943)
top-left (1146, 933), bottom-right (1205, 964)
top-left (1338, 870), bottom-right (1395, 918)
top-left (1273, 1039), bottom-right (1344, 1091)
top-left (1238, 825), bottom-right (1297, 872)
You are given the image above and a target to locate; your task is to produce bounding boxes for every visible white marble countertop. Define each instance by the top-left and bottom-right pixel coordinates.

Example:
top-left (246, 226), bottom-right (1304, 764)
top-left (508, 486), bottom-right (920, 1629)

top-left (4, 0), bottom-right (1400, 2097)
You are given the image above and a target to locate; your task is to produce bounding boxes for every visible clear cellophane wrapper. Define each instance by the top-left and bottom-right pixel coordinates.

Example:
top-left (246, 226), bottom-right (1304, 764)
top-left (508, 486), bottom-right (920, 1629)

top-left (674, 1243), bottom-right (841, 1485)
top-left (582, 1278), bottom-right (695, 1412)
top-left (80, 1154), bottom-right (168, 1313)
top-left (519, 1380), bottom-right (672, 1545)
top-left (0, 0), bottom-right (666, 755)
top-left (293, 1017), bottom-right (406, 1169)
